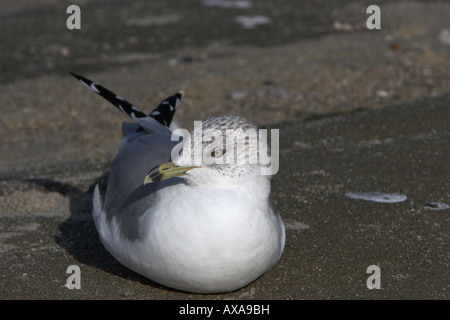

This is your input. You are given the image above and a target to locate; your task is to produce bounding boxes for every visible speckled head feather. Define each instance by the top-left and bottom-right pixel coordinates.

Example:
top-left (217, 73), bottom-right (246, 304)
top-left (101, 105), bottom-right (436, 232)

top-left (175, 116), bottom-right (271, 180)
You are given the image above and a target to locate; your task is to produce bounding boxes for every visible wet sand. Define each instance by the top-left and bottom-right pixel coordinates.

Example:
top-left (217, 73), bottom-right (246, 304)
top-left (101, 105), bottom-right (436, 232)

top-left (0, 0), bottom-right (449, 299)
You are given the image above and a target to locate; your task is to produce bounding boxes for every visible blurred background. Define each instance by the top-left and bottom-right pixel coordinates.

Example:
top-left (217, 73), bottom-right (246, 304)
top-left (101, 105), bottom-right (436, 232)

top-left (1, 0), bottom-right (449, 176)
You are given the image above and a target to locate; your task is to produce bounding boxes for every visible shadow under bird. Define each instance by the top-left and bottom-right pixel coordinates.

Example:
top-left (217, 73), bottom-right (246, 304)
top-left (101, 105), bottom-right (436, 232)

top-left (70, 72), bottom-right (285, 293)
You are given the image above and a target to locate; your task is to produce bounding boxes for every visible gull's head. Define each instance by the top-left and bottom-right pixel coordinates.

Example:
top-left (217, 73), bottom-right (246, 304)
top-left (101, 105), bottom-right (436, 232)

top-left (145, 116), bottom-right (272, 186)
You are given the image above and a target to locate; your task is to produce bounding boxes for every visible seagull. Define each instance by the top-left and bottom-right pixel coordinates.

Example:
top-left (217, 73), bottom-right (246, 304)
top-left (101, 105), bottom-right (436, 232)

top-left (70, 73), bottom-right (285, 293)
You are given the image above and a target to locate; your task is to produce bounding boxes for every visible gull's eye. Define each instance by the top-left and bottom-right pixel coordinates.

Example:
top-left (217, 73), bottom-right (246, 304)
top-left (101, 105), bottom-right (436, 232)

top-left (211, 148), bottom-right (226, 158)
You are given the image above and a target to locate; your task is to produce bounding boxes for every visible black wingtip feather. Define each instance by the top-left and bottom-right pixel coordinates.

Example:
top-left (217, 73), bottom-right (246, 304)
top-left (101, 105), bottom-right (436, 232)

top-left (70, 72), bottom-right (182, 127)
top-left (70, 72), bottom-right (147, 119)
top-left (148, 93), bottom-right (183, 127)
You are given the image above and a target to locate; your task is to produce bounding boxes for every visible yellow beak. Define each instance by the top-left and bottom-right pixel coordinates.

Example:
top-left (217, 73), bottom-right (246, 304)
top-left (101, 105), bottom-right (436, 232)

top-left (144, 161), bottom-right (198, 184)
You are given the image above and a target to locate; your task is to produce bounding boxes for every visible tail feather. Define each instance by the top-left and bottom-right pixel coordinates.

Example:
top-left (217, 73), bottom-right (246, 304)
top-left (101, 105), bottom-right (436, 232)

top-left (70, 72), bottom-right (183, 128)
top-left (70, 72), bottom-right (148, 119)
top-left (148, 93), bottom-right (182, 127)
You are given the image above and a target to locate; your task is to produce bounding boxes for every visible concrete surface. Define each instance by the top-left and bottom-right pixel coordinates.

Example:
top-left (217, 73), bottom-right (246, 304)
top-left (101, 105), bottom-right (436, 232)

top-left (0, 0), bottom-right (449, 299)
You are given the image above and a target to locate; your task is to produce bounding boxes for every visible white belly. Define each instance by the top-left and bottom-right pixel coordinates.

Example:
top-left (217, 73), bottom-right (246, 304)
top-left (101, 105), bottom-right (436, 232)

top-left (93, 184), bottom-right (285, 293)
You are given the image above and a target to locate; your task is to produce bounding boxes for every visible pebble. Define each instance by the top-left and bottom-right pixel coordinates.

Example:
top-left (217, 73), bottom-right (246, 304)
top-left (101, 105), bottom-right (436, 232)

top-left (438, 29), bottom-right (450, 45)
top-left (203, 0), bottom-right (252, 9)
top-left (424, 202), bottom-right (450, 211)
top-left (234, 15), bottom-right (272, 29)
top-left (346, 192), bottom-right (408, 203)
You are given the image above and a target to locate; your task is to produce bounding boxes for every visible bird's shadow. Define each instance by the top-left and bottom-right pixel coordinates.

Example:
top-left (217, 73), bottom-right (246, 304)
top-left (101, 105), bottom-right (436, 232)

top-left (27, 173), bottom-right (179, 292)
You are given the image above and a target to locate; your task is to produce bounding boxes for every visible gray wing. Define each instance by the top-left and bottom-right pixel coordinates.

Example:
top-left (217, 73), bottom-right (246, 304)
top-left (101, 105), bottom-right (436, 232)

top-left (103, 122), bottom-right (183, 241)
top-left (70, 73), bottom-right (185, 240)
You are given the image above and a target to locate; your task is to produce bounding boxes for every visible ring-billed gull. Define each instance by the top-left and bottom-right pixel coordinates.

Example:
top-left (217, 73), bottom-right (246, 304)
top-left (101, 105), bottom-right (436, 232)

top-left (71, 73), bottom-right (285, 293)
